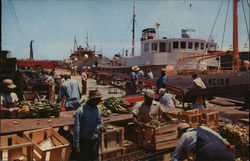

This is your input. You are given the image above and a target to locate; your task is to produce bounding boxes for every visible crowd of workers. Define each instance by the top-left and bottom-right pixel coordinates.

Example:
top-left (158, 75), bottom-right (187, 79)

top-left (0, 65), bottom-right (236, 161)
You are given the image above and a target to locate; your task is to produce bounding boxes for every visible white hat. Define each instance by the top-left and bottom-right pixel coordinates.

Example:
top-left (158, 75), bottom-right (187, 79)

top-left (132, 66), bottom-right (140, 71)
top-left (2, 79), bottom-right (16, 89)
top-left (159, 88), bottom-right (166, 95)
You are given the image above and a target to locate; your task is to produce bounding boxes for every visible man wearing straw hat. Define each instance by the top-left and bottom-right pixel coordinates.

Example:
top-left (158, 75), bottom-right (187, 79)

top-left (170, 123), bottom-right (235, 161)
top-left (130, 65), bottom-right (141, 94)
top-left (73, 89), bottom-right (105, 161)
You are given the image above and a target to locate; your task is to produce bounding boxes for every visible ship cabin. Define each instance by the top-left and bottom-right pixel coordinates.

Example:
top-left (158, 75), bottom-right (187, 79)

top-left (141, 28), bottom-right (217, 55)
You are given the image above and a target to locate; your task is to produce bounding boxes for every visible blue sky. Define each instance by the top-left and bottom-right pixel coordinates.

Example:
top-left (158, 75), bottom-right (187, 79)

top-left (2, 0), bottom-right (249, 60)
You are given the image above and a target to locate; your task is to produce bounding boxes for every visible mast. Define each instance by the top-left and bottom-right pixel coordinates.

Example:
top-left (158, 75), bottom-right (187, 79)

top-left (233, 0), bottom-right (240, 71)
top-left (131, 0), bottom-right (135, 56)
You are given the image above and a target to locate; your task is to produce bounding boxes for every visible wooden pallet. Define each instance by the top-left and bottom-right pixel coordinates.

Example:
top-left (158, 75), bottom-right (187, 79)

top-left (101, 125), bottom-right (124, 154)
top-left (187, 109), bottom-right (219, 129)
top-left (0, 134), bottom-right (33, 161)
top-left (140, 123), bottom-right (179, 151)
top-left (23, 128), bottom-right (70, 161)
top-left (168, 111), bottom-right (202, 128)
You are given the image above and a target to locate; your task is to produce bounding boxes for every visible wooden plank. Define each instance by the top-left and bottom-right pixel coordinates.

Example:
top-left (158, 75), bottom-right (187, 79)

top-left (49, 147), bottom-right (62, 161)
top-left (119, 128), bottom-right (124, 147)
top-left (33, 129), bottom-right (45, 144)
top-left (0, 142), bottom-right (33, 151)
top-left (155, 123), bottom-right (178, 134)
top-left (51, 135), bottom-right (63, 146)
top-left (155, 139), bottom-right (178, 150)
top-left (155, 132), bottom-right (178, 143)
top-left (8, 147), bottom-right (23, 161)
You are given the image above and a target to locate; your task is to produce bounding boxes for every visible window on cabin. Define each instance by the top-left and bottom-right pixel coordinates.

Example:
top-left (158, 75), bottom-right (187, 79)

top-left (169, 43), bottom-right (171, 52)
top-left (160, 42), bottom-right (166, 52)
top-left (195, 42), bottom-right (199, 50)
top-left (144, 43), bottom-right (149, 52)
top-left (181, 41), bottom-right (186, 49)
top-left (188, 42), bottom-right (193, 49)
top-left (151, 43), bottom-right (158, 51)
top-left (173, 41), bottom-right (179, 49)
top-left (201, 43), bottom-right (204, 49)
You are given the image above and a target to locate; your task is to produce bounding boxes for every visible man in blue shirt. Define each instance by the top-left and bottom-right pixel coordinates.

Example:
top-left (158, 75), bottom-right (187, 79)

top-left (156, 70), bottom-right (168, 93)
top-left (56, 72), bottom-right (82, 110)
top-left (170, 123), bottom-right (235, 161)
top-left (73, 89), bottom-right (105, 161)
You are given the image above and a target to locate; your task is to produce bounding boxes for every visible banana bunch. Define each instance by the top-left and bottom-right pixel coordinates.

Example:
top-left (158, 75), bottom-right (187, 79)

top-left (17, 101), bottom-right (60, 118)
top-left (18, 105), bottom-right (30, 113)
top-left (147, 119), bottom-right (169, 128)
top-left (97, 104), bottom-right (112, 117)
top-left (219, 122), bottom-right (249, 159)
top-left (103, 97), bottom-right (131, 114)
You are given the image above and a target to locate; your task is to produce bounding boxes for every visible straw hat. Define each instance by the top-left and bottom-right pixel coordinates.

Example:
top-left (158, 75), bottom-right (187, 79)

top-left (144, 89), bottom-right (155, 99)
top-left (2, 79), bottom-right (16, 89)
top-left (89, 90), bottom-right (102, 99)
top-left (132, 66), bottom-right (140, 71)
top-left (158, 88), bottom-right (166, 95)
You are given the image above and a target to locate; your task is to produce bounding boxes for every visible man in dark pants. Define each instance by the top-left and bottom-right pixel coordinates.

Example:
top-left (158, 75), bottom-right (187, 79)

top-left (170, 123), bottom-right (235, 161)
top-left (73, 90), bottom-right (105, 161)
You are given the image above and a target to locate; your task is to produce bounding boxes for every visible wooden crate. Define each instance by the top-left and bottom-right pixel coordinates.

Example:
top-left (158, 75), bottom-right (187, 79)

top-left (140, 123), bottom-right (179, 151)
top-left (101, 147), bottom-right (124, 160)
top-left (0, 134), bottom-right (33, 161)
top-left (23, 128), bottom-right (70, 161)
top-left (187, 109), bottom-right (219, 129)
top-left (101, 125), bottom-right (124, 154)
top-left (169, 111), bottom-right (202, 128)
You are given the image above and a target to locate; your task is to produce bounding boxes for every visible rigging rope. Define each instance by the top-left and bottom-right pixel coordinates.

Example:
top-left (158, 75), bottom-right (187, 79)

top-left (220, 0), bottom-right (230, 51)
top-left (115, 19), bottom-right (133, 55)
top-left (241, 0), bottom-right (250, 41)
top-left (208, 0), bottom-right (224, 42)
top-left (8, 0), bottom-right (26, 42)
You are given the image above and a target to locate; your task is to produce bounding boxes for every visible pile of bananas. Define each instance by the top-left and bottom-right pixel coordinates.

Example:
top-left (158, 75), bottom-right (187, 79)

top-left (97, 104), bottom-right (112, 117)
top-left (147, 119), bottom-right (169, 128)
top-left (103, 97), bottom-right (131, 114)
top-left (17, 101), bottom-right (60, 118)
top-left (17, 101), bottom-right (31, 113)
top-left (219, 122), bottom-right (249, 159)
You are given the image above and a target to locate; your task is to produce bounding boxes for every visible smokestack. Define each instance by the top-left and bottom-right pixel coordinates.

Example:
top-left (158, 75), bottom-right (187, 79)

top-left (30, 40), bottom-right (34, 60)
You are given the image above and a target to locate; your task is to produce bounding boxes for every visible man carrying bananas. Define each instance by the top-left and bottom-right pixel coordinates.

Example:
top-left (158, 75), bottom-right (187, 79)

top-left (132, 89), bottom-right (173, 126)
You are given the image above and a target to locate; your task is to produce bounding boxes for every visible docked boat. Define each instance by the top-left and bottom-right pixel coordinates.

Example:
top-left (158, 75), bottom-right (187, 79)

top-left (98, 0), bottom-right (249, 89)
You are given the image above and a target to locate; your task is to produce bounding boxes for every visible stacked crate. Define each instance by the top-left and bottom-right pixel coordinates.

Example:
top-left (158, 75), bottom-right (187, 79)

top-left (23, 128), bottom-right (71, 161)
top-left (139, 123), bottom-right (179, 151)
top-left (101, 124), bottom-right (125, 160)
top-left (0, 134), bottom-right (33, 161)
top-left (187, 109), bottom-right (219, 130)
top-left (168, 111), bottom-right (202, 128)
